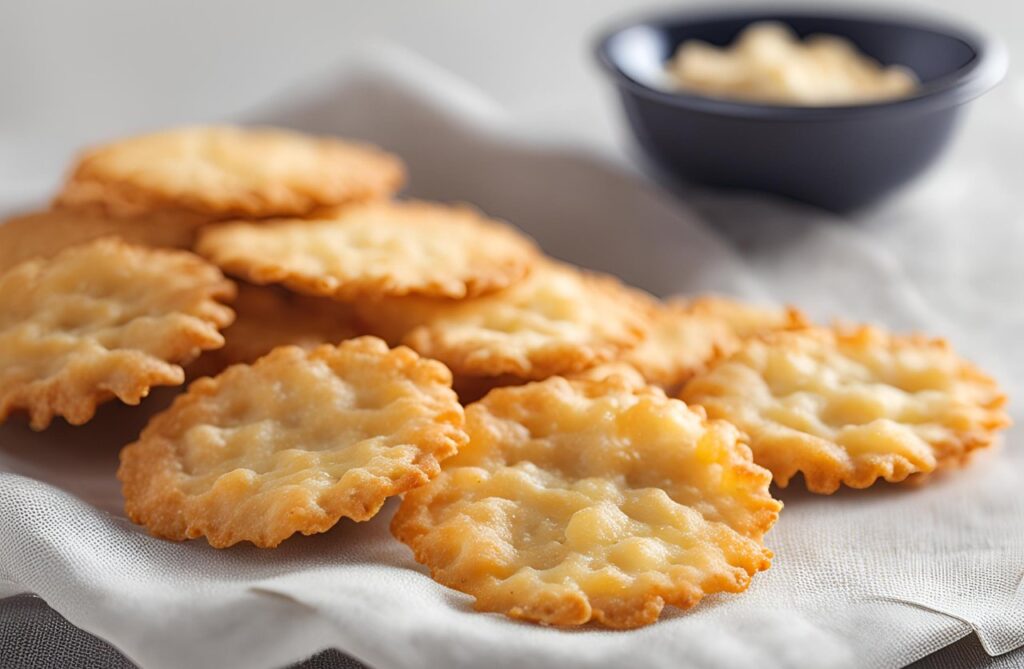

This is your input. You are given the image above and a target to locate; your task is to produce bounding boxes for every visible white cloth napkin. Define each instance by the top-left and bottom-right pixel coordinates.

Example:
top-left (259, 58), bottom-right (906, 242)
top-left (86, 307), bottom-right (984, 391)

top-left (1, 46), bottom-right (1022, 669)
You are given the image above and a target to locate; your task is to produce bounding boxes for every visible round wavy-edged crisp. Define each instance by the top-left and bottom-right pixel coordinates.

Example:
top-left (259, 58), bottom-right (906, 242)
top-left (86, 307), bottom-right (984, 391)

top-left (55, 125), bottom-right (405, 218)
top-left (356, 261), bottom-right (656, 379)
top-left (195, 200), bottom-right (539, 300)
top-left (392, 376), bottom-right (781, 628)
top-left (0, 208), bottom-right (206, 273)
top-left (119, 337), bottom-right (467, 548)
top-left (0, 238), bottom-right (235, 430)
top-left (189, 282), bottom-right (359, 378)
top-left (681, 325), bottom-right (1010, 493)
top-left (568, 361), bottom-right (649, 389)
top-left (682, 295), bottom-right (807, 339)
top-left (619, 297), bottom-right (806, 392)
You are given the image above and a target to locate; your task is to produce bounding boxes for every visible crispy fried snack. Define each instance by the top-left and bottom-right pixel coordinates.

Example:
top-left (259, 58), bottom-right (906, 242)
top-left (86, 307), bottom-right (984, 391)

top-left (392, 377), bottom-right (781, 628)
top-left (119, 337), bottom-right (467, 548)
top-left (577, 297), bottom-right (804, 393)
top-left (188, 282), bottom-right (359, 378)
top-left (0, 238), bottom-right (234, 429)
top-left (568, 361), bottom-right (649, 389)
top-left (0, 208), bottom-right (205, 273)
top-left (195, 200), bottom-right (539, 300)
top-left (684, 295), bottom-right (805, 338)
top-left (355, 261), bottom-right (655, 379)
top-left (55, 125), bottom-right (404, 218)
top-left (618, 301), bottom-right (739, 392)
top-left (681, 325), bottom-right (1010, 493)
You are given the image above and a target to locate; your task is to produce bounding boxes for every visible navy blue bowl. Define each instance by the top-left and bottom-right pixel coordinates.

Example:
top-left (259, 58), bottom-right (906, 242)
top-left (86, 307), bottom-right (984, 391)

top-left (595, 7), bottom-right (1007, 211)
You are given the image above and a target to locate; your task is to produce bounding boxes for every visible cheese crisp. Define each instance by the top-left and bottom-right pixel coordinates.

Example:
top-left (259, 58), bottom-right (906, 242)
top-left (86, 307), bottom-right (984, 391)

top-left (615, 302), bottom-right (733, 390)
top-left (681, 326), bottom-right (1010, 493)
top-left (196, 200), bottom-right (540, 300)
top-left (119, 338), bottom-right (467, 548)
top-left (621, 297), bottom-right (803, 392)
top-left (189, 282), bottom-right (359, 378)
top-left (684, 295), bottom-right (805, 339)
top-left (569, 361), bottom-right (649, 390)
top-left (55, 125), bottom-right (405, 218)
top-left (0, 238), bottom-right (234, 430)
top-left (392, 377), bottom-right (781, 628)
top-left (577, 297), bottom-right (804, 392)
top-left (0, 208), bottom-right (205, 273)
top-left (355, 261), bottom-right (655, 379)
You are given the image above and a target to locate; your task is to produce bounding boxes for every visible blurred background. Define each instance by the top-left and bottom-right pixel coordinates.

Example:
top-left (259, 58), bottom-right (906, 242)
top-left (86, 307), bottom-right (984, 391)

top-left (2, 0), bottom-right (1020, 194)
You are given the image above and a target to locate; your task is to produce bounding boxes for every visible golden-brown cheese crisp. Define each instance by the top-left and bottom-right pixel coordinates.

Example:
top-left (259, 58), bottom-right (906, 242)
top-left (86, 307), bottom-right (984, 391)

top-left (195, 200), bottom-right (540, 300)
top-left (581, 296), bottom-right (805, 393)
top-left (188, 282), bottom-right (359, 378)
top-left (0, 238), bottom-right (235, 430)
top-left (0, 208), bottom-right (206, 273)
top-left (54, 125), bottom-right (405, 218)
top-left (568, 361), bottom-right (649, 390)
top-left (392, 376), bottom-right (781, 628)
top-left (356, 260), bottom-right (656, 379)
top-left (683, 295), bottom-right (806, 339)
top-left (615, 302), bottom-right (735, 390)
top-left (681, 325), bottom-right (1010, 493)
top-left (118, 337), bottom-right (467, 548)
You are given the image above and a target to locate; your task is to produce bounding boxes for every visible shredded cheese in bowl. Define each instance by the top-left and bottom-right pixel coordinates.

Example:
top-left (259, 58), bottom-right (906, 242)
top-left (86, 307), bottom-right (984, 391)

top-left (667, 21), bottom-right (919, 106)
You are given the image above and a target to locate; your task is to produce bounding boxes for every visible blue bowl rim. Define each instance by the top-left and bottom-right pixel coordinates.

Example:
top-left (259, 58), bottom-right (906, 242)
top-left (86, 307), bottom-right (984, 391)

top-left (594, 4), bottom-right (1008, 120)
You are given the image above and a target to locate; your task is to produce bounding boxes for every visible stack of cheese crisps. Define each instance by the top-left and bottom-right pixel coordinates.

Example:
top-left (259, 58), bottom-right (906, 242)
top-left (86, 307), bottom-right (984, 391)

top-left (0, 126), bottom-right (1008, 629)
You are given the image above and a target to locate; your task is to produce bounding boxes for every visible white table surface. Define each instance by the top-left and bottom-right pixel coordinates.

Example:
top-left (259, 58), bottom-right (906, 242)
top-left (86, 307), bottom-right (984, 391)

top-left (0, 1), bottom-right (1020, 668)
